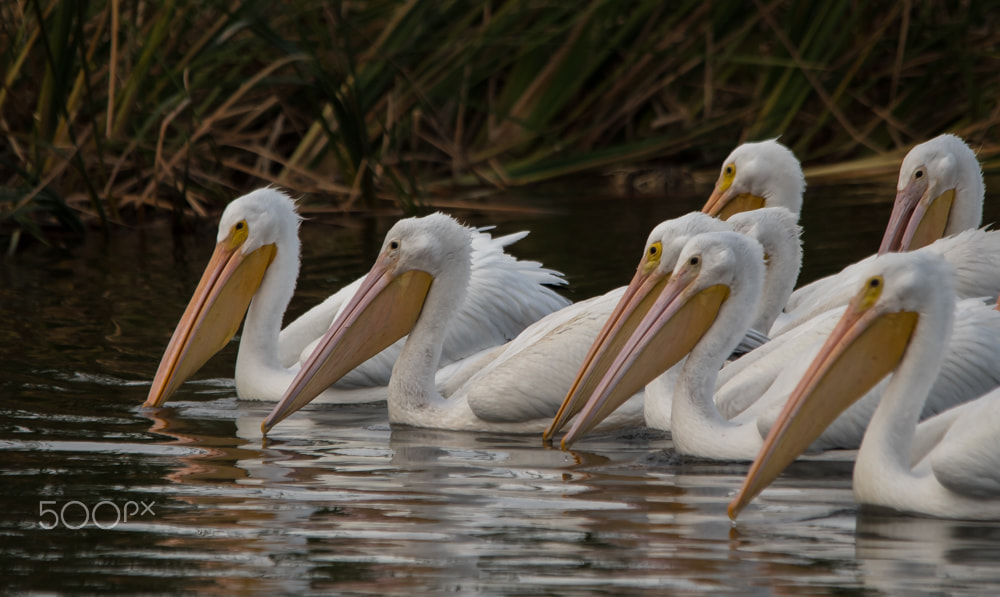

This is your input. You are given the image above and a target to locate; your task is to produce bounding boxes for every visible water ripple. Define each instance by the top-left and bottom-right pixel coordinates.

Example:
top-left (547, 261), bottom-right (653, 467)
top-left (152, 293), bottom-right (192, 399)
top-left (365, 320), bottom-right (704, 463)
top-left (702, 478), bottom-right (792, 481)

top-left (0, 439), bottom-right (207, 456)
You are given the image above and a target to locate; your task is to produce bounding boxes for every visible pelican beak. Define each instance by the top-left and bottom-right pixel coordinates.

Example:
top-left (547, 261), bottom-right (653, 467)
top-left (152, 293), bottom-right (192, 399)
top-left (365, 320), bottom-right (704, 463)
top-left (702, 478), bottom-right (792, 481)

top-left (702, 185), bottom-right (766, 221)
top-left (261, 254), bottom-right (432, 433)
top-left (558, 263), bottom-right (730, 449)
top-left (144, 237), bottom-right (276, 408)
top-left (727, 289), bottom-right (918, 520)
top-left (543, 265), bottom-right (670, 441)
top-left (878, 174), bottom-right (955, 254)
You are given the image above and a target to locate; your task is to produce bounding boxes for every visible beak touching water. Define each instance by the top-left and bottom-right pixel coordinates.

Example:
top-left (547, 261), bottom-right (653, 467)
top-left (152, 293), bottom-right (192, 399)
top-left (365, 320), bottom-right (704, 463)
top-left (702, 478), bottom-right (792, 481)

top-left (555, 259), bottom-right (729, 449)
top-left (144, 235), bottom-right (276, 408)
top-left (727, 279), bottom-right (918, 519)
top-left (261, 253), bottom-right (432, 434)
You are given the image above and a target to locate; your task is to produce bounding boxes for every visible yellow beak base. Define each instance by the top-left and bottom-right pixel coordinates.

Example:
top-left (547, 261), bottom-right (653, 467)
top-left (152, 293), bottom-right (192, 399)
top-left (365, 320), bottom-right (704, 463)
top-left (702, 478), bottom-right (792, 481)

top-left (903, 189), bottom-right (956, 252)
top-left (703, 190), bottom-right (766, 220)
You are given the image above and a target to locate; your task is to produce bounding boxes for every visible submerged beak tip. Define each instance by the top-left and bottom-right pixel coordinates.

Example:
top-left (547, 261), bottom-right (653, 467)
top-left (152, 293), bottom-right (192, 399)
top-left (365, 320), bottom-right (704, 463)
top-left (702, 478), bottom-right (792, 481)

top-left (261, 411), bottom-right (281, 434)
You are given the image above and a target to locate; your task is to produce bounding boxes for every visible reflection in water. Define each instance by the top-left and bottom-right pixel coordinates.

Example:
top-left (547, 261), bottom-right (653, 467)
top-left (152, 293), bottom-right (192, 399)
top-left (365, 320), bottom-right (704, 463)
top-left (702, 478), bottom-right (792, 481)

top-left (4, 186), bottom-right (1000, 593)
top-left (856, 512), bottom-right (1000, 594)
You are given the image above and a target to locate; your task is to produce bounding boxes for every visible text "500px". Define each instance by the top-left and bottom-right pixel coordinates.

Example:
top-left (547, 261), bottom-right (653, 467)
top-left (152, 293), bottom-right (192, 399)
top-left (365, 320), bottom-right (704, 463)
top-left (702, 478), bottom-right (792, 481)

top-left (39, 500), bottom-right (156, 530)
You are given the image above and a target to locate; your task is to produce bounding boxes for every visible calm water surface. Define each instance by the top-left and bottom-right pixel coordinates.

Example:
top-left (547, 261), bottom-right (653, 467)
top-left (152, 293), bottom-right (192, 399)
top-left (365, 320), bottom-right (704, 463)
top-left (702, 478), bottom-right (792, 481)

top-left (3, 182), bottom-right (1000, 594)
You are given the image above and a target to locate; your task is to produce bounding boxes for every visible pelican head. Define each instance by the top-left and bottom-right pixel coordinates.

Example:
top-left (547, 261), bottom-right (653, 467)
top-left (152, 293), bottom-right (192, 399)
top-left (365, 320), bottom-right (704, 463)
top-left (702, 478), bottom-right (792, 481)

top-left (144, 188), bottom-right (299, 408)
top-left (542, 213), bottom-right (731, 440)
top-left (261, 213), bottom-right (471, 432)
top-left (702, 139), bottom-right (805, 220)
top-left (556, 231), bottom-right (764, 448)
top-left (728, 251), bottom-right (955, 519)
top-left (878, 134), bottom-right (984, 254)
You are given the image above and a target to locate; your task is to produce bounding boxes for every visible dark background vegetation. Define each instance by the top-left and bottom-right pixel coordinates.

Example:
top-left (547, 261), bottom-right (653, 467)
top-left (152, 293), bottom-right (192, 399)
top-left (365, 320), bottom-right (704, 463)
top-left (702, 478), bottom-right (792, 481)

top-left (2, 0), bottom-right (998, 251)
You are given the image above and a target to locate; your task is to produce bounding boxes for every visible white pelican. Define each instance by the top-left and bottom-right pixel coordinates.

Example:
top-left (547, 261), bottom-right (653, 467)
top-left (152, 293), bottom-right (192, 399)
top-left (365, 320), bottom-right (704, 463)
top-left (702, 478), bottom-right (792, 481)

top-left (144, 189), bottom-right (569, 407)
top-left (730, 251), bottom-right (1000, 520)
top-left (701, 139), bottom-right (805, 220)
top-left (775, 134), bottom-right (988, 335)
top-left (878, 134), bottom-right (984, 254)
top-left (544, 207), bottom-right (802, 438)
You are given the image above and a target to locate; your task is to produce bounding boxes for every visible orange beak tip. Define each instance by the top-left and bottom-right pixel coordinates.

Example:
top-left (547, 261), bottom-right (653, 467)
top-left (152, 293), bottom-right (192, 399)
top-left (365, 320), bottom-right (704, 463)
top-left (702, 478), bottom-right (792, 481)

top-left (727, 502), bottom-right (741, 521)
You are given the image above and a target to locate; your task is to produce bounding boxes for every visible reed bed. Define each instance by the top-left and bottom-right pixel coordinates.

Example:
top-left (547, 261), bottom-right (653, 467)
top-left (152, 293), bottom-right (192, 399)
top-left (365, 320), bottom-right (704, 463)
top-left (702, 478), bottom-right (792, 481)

top-left (2, 0), bottom-right (999, 249)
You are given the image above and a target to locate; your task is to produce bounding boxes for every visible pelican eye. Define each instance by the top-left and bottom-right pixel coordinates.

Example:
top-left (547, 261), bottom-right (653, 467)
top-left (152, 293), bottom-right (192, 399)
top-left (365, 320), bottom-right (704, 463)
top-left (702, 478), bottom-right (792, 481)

top-left (689, 256), bottom-right (700, 266)
top-left (914, 168), bottom-right (924, 179)
top-left (389, 240), bottom-right (400, 250)
top-left (857, 275), bottom-right (884, 310)
top-left (229, 219), bottom-right (249, 248)
top-left (641, 241), bottom-right (663, 273)
top-left (719, 163), bottom-right (736, 191)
